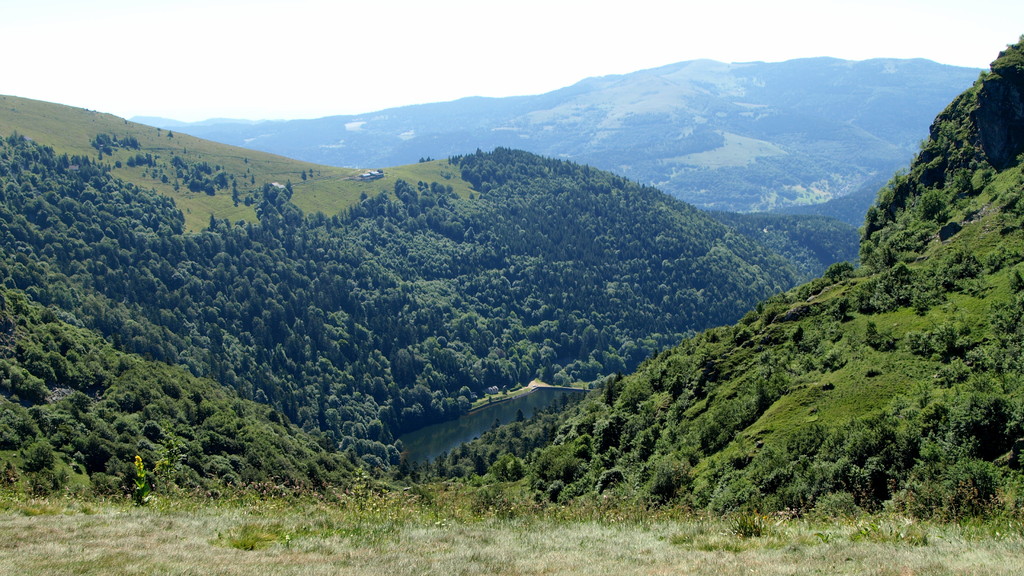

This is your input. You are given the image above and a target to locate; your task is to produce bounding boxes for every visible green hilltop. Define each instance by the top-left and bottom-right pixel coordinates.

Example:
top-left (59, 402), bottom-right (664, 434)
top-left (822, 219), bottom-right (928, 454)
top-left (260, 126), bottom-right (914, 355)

top-left (0, 95), bottom-right (471, 231)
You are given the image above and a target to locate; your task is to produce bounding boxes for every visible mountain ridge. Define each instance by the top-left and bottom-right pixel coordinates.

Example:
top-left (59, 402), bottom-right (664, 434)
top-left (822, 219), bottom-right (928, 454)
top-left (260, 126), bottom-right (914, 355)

top-left (0, 94), bottom-right (485, 232)
top-left (154, 57), bottom-right (980, 212)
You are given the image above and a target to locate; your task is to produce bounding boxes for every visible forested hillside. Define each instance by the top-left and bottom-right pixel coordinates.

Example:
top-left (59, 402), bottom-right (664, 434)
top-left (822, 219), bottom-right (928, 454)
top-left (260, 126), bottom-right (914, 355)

top-left (0, 287), bottom-right (355, 495)
top-left (0, 94), bottom-right (377, 232)
top-left (707, 211), bottom-right (859, 281)
top-left (0, 132), bottom-right (829, 471)
top-left (432, 39), bottom-right (1024, 519)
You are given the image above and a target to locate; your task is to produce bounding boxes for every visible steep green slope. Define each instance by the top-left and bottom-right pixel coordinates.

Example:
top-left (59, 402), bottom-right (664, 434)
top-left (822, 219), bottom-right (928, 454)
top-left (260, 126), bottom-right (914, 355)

top-left (0, 287), bottom-right (356, 495)
top-left (434, 39), bottom-right (1024, 519)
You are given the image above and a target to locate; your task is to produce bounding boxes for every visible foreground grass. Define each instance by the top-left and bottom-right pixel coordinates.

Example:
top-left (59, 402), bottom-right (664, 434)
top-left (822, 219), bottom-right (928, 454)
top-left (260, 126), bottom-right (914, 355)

top-left (2, 488), bottom-right (1023, 576)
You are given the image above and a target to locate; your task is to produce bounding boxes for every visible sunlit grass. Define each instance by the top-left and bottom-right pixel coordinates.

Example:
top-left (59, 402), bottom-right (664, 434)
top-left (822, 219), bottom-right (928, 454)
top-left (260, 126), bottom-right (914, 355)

top-left (1, 490), bottom-right (1022, 575)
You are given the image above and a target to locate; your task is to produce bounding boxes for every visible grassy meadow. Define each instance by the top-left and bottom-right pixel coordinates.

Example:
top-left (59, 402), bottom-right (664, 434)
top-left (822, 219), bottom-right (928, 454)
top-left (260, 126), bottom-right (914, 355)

top-left (2, 487), bottom-right (1022, 576)
top-left (0, 95), bottom-right (477, 231)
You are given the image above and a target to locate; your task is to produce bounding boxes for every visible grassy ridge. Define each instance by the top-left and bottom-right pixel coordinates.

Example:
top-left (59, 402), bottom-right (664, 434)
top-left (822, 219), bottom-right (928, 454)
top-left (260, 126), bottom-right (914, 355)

top-left (0, 95), bottom-right (475, 230)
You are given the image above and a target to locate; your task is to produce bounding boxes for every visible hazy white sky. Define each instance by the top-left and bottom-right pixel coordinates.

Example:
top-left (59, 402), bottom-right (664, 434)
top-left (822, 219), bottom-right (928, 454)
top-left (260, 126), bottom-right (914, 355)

top-left (2, 0), bottom-right (1021, 121)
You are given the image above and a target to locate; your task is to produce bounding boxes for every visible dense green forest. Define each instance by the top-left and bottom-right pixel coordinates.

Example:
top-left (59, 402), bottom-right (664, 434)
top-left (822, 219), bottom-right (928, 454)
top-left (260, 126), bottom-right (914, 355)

top-left (0, 128), bottom-right (840, 478)
top-left (0, 287), bottom-right (355, 495)
top-left (706, 211), bottom-right (859, 282)
top-left (429, 40), bottom-right (1024, 519)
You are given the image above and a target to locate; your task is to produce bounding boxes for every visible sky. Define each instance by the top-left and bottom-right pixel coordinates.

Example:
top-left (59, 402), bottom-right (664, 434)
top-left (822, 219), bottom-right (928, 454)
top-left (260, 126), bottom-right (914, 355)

top-left (2, 0), bottom-right (1022, 122)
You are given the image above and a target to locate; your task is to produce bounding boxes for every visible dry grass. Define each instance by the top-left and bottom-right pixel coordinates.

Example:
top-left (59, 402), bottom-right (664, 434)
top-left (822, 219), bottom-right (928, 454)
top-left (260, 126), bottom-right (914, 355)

top-left (1, 492), bottom-right (1023, 576)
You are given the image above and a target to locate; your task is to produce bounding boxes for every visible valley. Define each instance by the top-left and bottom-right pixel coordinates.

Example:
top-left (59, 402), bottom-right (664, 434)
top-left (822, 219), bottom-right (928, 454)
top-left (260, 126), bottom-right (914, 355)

top-left (2, 35), bottom-right (1024, 576)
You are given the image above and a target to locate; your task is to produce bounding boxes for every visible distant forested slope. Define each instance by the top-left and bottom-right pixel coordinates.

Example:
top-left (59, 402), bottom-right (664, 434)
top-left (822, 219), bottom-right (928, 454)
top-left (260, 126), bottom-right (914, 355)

top-left (0, 136), bottom-right (820, 468)
top-left (707, 211), bottom-right (859, 282)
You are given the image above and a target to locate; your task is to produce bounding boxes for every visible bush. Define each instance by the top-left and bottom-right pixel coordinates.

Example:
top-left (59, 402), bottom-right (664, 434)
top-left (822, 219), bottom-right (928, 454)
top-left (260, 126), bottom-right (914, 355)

top-left (488, 453), bottom-right (525, 482)
top-left (471, 485), bottom-right (520, 518)
top-left (944, 459), bottom-right (1000, 518)
top-left (21, 439), bottom-right (55, 473)
top-left (26, 468), bottom-right (67, 496)
top-left (813, 491), bottom-right (861, 519)
top-left (89, 472), bottom-right (123, 496)
top-left (596, 468), bottom-right (625, 494)
top-left (532, 442), bottom-right (585, 485)
top-left (0, 402), bottom-right (38, 449)
top-left (864, 321), bottom-right (896, 351)
top-left (897, 457), bottom-right (1002, 520)
top-left (545, 480), bottom-right (565, 503)
top-left (824, 261), bottom-right (854, 282)
top-left (918, 188), bottom-right (949, 222)
top-left (732, 511), bottom-right (770, 538)
top-left (647, 455), bottom-right (690, 503)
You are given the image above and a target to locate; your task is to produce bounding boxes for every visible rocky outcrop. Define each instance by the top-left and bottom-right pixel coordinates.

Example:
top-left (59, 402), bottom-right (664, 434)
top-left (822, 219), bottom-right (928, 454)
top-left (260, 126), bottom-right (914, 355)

top-left (977, 42), bottom-right (1024, 170)
top-left (912, 40), bottom-right (1024, 189)
top-left (861, 39), bottom-right (1024, 260)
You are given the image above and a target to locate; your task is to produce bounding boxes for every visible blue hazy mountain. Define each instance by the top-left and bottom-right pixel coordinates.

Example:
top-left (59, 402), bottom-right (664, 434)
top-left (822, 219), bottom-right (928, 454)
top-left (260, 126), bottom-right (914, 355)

top-left (148, 58), bottom-right (979, 213)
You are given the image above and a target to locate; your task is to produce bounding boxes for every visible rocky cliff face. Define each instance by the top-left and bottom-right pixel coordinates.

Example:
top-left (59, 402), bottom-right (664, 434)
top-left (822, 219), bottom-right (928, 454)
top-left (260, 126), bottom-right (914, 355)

top-left (860, 37), bottom-right (1024, 267)
top-left (912, 40), bottom-right (1024, 189)
top-left (978, 42), bottom-right (1024, 169)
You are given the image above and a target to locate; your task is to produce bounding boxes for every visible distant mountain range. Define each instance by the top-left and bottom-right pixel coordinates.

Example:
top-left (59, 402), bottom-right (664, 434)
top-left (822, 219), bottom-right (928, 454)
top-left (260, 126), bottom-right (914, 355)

top-left (142, 57), bottom-right (980, 213)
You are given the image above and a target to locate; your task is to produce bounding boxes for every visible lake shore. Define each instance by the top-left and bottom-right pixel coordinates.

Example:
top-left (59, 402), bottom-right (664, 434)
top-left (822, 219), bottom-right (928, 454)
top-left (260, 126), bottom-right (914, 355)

top-left (468, 380), bottom-right (587, 414)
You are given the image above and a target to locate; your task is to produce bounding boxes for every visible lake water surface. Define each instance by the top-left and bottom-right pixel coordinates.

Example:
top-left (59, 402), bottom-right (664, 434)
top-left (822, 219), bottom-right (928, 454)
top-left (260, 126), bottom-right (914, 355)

top-left (398, 388), bottom-right (585, 462)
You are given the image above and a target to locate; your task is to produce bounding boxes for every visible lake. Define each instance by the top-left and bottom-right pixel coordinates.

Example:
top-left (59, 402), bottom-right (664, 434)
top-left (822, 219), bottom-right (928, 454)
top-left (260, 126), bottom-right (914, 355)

top-left (398, 387), bottom-right (586, 462)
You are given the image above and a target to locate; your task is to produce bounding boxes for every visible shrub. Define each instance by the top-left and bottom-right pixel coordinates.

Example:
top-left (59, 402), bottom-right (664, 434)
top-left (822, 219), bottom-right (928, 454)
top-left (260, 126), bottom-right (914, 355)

top-left (864, 321), bottom-right (895, 351)
top-left (532, 442), bottom-right (586, 485)
top-left (545, 480), bottom-right (565, 503)
top-left (21, 439), bottom-right (55, 473)
top-left (26, 468), bottom-right (67, 496)
top-left (0, 402), bottom-right (38, 449)
top-left (824, 261), bottom-right (854, 282)
top-left (647, 455), bottom-right (690, 503)
top-left (488, 453), bottom-right (525, 482)
top-left (905, 330), bottom-right (935, 357)
top-left (596, 468), bottom-right (625, 494)
top-left (944, 459), bottom-right (1001, 518)
top-left (813, 491), bottom-right (861, 519)
top-left (471, 485), bottom-right (520, 518)
top-left (732, 512), bottom-right (770, 538)
top-left (919, 188), bottom-right (949, 222)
